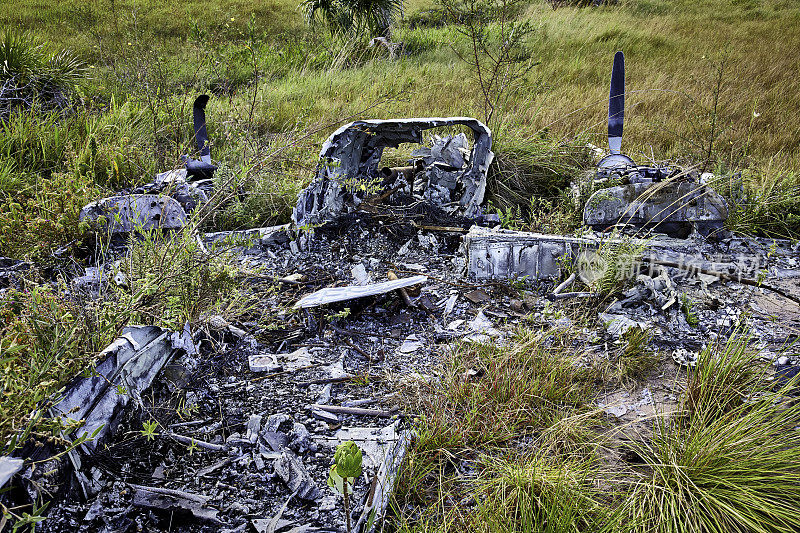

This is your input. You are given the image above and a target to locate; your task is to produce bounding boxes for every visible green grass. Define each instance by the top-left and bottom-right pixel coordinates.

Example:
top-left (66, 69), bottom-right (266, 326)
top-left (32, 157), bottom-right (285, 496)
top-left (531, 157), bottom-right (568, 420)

top-left (0, 285), bottom-right (116, 455)
top-left (395, 326), bottom-right (608, 529)
top-left (622, 334), bottom-right (800, 533)
top-left (1, 0), bottom-right (798, 260)
top-left (407, 327), bottom-right (599, 448)
top-left (395, 327), bottom-right (800, 533)
top-left (0, 225), bottom-right (247, 456)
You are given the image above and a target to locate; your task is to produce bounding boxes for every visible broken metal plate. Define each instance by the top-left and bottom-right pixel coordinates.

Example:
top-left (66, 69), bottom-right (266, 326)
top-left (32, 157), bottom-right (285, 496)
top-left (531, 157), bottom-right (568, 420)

top-left (293, 117), bottom-right (493, 228)
top-left (463, 227), bottom-right (597, 281)
top-left (204, 224), bottom-right (291, 249)
top-left (79, 194), bottom-right (187, 234)
top-left (0, 456), bottom-right (24, 489)
top-left (462, 226), bottom-right (717, 281)
top-left (132, 485), bottom-right (220, 522)
top-left (583, 181), bottom-right (728, 236)
top-left (51, 325), bottom-right (184, 451)
top-left (273, 451), bottom-right (322, 501)
top-left (321, 424), bottom-right (400, 469)
top-left (294, 275), bottom-right (427, 308)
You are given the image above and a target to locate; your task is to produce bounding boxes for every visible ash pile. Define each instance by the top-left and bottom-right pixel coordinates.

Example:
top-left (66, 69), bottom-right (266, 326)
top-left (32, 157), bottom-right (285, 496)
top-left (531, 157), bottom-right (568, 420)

top-left (2, 79), bottom-right (800, 532)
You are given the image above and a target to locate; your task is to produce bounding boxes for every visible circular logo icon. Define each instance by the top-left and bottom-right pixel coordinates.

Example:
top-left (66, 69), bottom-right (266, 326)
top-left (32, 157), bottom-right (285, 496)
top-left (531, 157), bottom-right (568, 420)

top-left (576, 250), bottom-right (608, 287)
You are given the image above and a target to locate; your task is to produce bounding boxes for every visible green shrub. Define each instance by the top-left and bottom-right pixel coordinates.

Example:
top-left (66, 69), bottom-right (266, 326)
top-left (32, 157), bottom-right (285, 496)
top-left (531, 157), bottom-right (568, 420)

top-left (115, 226), bottom-right (245, 330)
top-left (0, 171), bottom-right (103, 261)
top-left (472, 453), bottom-right (616, 533)
top-left (0, 285), bottom-right (116, 455)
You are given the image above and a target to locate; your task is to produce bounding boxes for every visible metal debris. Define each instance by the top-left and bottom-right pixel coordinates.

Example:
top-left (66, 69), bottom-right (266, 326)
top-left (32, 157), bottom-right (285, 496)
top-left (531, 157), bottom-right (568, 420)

top-left (598, 312), bottom-right (648, 337)
top-left (672, 348), bottom-right (699, 367)
top-left (0, 456), bottom-right (24, 490)
top-left (182, 94), bottom-right (218, 179)
top-left (79, 194), bottom-right (187, 234)
top-left (274, 451), bottom-right (322, 501)
top-left (51, 325), bottom-right (190, 451)
top-left (354, 430), bottom-right (413, 533)
top-left (293, 117), bottom-right (493, 228)
top-left (463, 226), bottom-right (592, 280)
top-left (204, 224), bottom-right (291, 250)
top-left (249, 353), bottom-right (282, 373)
top-left (0, 257), bottom-right (31, 289)
top-left (131, 484), bottom-right (220, 522)
top-left (584, 181), bottom-right (729, 236)
top-left (293, 275), bottom-right (427, 308)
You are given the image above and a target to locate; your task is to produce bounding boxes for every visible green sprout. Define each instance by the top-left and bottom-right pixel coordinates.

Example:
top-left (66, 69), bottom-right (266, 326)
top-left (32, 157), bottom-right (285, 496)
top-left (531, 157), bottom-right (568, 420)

top-left (327, 440), bottom-right (363, 533)
top-left (187, 438), bottom-right (199, 455)
top-left (140, 420), bottom-right (159, 441)
top-left (326, 307), bottom-right (351, 322)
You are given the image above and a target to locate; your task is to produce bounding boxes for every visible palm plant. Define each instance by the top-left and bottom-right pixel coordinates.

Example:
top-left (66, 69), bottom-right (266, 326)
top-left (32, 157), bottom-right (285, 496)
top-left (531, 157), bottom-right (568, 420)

top-left (0, 29), bottom-right (85, 120)
top-left (301, 0), bottom-right (404, 36)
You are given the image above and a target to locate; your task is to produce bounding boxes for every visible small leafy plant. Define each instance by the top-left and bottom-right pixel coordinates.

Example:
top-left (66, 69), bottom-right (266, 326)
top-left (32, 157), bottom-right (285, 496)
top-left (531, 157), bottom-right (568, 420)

top-left (680, 293), bottom-right (699, 327)
top-left (327, 440), bottom-right (363, 533)
top-left (140, 420), bottom-right (159, 441)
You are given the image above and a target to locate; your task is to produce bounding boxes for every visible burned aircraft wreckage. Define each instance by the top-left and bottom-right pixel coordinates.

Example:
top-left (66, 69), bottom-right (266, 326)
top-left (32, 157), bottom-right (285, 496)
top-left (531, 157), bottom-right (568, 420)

top-left (293, 117), bottom-right (495, 229)
top-left (78, 53), bottom-right (730, 274)
top-left (10, 52), bottom-right (799, 533)
top-left (583, 51), bottom-right (728, 238)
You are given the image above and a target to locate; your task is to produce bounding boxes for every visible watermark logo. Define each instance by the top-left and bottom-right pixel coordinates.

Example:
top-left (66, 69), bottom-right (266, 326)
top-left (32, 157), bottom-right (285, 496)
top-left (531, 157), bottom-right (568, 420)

top-left (576, 250), bottom-right (608, 286)
top-left (575, 249), bottom-right (762, 285)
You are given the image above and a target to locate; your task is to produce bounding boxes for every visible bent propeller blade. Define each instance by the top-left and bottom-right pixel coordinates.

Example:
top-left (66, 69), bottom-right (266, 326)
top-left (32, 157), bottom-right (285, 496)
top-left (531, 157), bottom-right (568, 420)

top-left (193, 95), bottom-right (211, 164)
top-left (608, 51), bottom-right (625, 155)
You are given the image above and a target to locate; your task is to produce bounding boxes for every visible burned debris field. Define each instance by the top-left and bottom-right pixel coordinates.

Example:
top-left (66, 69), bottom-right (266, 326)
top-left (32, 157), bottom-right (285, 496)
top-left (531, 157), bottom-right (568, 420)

top-left (2, 1), bottom-right (800, 532)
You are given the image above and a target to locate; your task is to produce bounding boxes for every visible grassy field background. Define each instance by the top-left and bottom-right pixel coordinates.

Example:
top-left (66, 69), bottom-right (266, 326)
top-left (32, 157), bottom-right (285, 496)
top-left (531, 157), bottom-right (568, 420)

top-left (0, 0), bottom-right (797, 262)
top-left (6, 0), bottom-right (800, 164)
top-left (5, 0), bottom-right (799, 168)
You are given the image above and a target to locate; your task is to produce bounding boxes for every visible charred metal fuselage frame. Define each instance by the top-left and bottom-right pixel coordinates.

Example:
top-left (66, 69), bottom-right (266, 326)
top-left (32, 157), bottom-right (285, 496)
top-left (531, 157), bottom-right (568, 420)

top-left (293, 117), bottom-right (494, 228)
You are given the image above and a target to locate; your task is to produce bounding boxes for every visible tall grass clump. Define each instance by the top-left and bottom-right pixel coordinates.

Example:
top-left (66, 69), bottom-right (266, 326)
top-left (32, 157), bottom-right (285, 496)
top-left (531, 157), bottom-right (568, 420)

top-left (682, 329), bottom-right (766, 418)
top-left (394, 326), bottom-right (604, 529)
top-left (471, 452), bottom-right (617, 533)
top-left (411, 327), bottom-right (598, 449)
top-left (622, 333), bottom-right (800, 533)
top-left (719, 169), bottom-right (800, 239)
top-left (490, 131), bottom-right (593, 213)
top-left (0, 29), bottom-right (85, 120)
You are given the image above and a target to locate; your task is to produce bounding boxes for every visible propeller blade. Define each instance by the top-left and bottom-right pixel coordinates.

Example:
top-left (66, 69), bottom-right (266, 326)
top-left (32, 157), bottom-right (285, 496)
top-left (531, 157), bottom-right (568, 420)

top-left (193, 95), bottom-right (211, 164)
top-left (608, 51), bottom-right (624, 155)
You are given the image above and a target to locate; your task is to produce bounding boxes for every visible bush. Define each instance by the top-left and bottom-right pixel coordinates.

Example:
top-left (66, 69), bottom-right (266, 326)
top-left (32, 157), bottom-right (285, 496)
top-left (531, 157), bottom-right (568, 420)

top-left (301, 0), bottom-right (405, 36)
top-left (114, 226), bottom-right (245, 330)
top-left (0, 170), bottom-right (103, 261)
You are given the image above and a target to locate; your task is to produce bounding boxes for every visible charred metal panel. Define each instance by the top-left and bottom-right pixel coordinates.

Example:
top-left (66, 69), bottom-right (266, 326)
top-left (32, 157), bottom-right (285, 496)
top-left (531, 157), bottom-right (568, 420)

top-left (293, 117), bottom-right (493, 228)
top-left (464, 227), bottom-right (597, 280)
top-left (79, 194), bottom-right (187, 234)
top-left (584, 181), bottom-right (729, 236)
